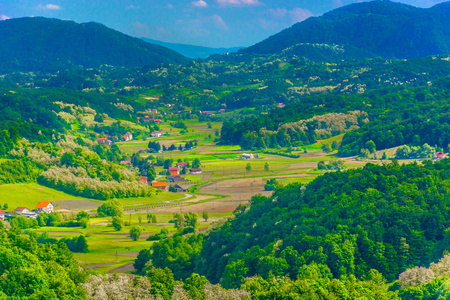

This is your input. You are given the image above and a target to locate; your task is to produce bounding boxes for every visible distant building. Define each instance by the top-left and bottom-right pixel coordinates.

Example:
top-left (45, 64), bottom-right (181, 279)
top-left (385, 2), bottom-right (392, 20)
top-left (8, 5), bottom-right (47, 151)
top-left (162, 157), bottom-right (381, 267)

top-left (166, 175), bottom-right (187, 183)
top-left (201, 111), bottom-right (216, 116)
top-left (241, 153), bottom-right (259, 159)
top-left (151, 131), bottom-right (165, 137)
top-left (174, 184), bottom-right (187, 192)
top-left (15, 207), bottom-right (30, 215)
top-left (151, 181), bottom-right (167, 190)
top-left (169, 167), bottom-right (178, 174)
top-left (121, 132), bottom-right (133, 141)
top-left (35, 202), bottom-right (54, 213)
top-left (176, 162), bottom-right (188, 169)
top-left (0, 209), bottom-right (5, 221)
top-left (97, 138), bottom-right (113, 146)
top-left (435, 152), bottom-right (449, 160)
top-left (139, 176), bottom-right (148, 185)
top-left (278, 103), bottom-right (285, 108)
top-left (120, 160), bottom-right (131, 166)
top-left (219, 109), bottom-right (226, 113)
top-left (190, 168), bottom-right (202, 174)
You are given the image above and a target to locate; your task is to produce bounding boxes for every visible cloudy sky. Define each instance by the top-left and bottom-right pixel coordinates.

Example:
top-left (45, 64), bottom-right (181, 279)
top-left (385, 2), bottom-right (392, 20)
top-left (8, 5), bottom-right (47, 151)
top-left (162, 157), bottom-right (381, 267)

top-left (0, 0), bottom-right (448, 48)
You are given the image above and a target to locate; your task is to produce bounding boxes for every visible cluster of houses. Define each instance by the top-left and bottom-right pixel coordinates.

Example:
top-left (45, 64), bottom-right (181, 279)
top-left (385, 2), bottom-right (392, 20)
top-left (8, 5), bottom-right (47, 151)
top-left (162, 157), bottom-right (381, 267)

top-left (200, 109), bottom-right (226, 116)
top-left (137, 116), bottom-right (162, 124)
top-left (0, 202), bottom-right (54, 221)
top-left (97, 132), bottom-right (133, 146)
top-left (151, 130), bottom-right (165, 138)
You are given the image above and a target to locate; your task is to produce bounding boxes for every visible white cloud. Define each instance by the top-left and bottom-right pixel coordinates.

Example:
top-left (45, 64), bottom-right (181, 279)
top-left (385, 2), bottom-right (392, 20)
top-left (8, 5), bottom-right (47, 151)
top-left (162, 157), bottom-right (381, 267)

top-left (192, 0), bottom-right (208, 7)
top-left (217, 0), bottom-right (261, 6)
top-left (1, 15), bottom-right (11, 20)
top-left (39, 4), bottom-right (62, 10)
top-left (125, 5), bottom-right (138, 10)
top-left (212, 14), bottom-right (228, 30)
top-left (289, 8), bottom-right (313, 23)
top-left (167, 4), bottom-right (174, 9)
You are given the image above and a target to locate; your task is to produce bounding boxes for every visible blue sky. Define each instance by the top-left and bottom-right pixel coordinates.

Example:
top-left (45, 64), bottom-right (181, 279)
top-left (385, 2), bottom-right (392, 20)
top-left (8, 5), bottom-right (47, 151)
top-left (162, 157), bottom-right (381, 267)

top-left (1, 0), bottom-right (448, 47)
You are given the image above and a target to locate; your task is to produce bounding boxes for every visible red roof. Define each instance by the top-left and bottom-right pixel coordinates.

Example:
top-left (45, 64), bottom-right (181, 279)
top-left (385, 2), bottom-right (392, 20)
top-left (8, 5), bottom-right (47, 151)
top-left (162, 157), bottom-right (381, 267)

top-left (15, 207), bottom-right (28, 212)
top-left (120, 160), bottom-right (131, 165)
top-left (35, 202), bottom-right (52, 209)
top-left (0, 209), bottom-right (4, 214)
top-left (139, 176), bottom-right (148, 184)
top-left (97, 138), bottom-right (108, 142)
top-left (169, 167), bottom-right (178, 171)
top-left (151, 182), bottom-right (167, 187)
top-left (170, 171), bottom-right (178, 176)
top-left (177, 162), bottom-right (188, 167)
top-left (190, 168), bottom-right (202, 172)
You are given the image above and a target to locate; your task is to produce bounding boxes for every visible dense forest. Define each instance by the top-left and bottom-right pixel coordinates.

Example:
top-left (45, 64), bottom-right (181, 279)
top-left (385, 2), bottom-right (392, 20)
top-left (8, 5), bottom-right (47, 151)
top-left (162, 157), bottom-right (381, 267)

top-left (137, 159), bottom-right (450, 298)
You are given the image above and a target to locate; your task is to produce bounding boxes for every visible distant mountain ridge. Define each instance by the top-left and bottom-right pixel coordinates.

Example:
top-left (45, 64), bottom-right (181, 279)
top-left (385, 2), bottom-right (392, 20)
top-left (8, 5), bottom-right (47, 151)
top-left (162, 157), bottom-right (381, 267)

top-left (242, 0), bottom-right (450, 60)
top-left (141, 38), bottom-right (242, 59)
top-left (0, 17), bottom-right (189, 72)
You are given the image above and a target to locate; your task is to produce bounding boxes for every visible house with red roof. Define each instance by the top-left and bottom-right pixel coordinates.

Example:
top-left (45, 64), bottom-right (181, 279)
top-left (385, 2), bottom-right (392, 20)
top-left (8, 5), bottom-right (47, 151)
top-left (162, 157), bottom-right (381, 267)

top-left (0, 209), bottom-right (5, 221)
top-left (169, 167), bottom-right (178, 174)
top-left (435, 152), bottom-right (449, 160)
top-left (176, 162), bottom-right (188, 169)
top-left (151, 181), bottom-right (167, 190)
top-left (121, 132), bottom-right (133, 141)
top-left (139, 176), bottom-right (148, 185)
top-left (97, 137), bottom-right (113, 146)
top-left (35, 202), bottom-right (54, 213)
top-left (190, 168), bottom-right (202, 174)
top-left (15, 207), bottom-right (30, 215)
top-left (120, 160), bottom-right (131, 166)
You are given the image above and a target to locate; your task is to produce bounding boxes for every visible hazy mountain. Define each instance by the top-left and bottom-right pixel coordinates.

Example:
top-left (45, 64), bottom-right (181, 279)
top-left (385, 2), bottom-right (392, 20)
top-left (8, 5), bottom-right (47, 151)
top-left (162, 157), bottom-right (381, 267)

top-left (141, 38), bottom-right (242, 59)
top-left (242, 1), bottom-right (450, 60)
top-left (0, 17), bottom-right (189, 72)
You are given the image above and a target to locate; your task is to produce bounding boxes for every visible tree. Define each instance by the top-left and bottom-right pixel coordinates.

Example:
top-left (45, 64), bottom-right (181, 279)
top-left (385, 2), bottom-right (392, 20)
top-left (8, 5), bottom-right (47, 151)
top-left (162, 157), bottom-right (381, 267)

top-left (202, 210), bottom-right (209, 222)
top-left (365, 140), bottom-right (376, 153)
top-left (192, 158), bottom-right (201, 169)
top-left (321, 143), bottom-right (332, 153)
top-left (382, 152), bottom-right (387, 160)
top-left (76, 235), bottom-right (89, 253)
top-left (112, 216), bottom-right (124, 231)
top-left (130, 226), bottom-right (143, 241)
top-left (246, 163), bottom-right (252, 172)
top-left (134, 249), bottom-right (152, 274)
top-left (97, 200), bottom-right (123, 218)
top-left (76, 211), bottom-right (89, 221)
top-left (264, 162), bottom-right (270, 172)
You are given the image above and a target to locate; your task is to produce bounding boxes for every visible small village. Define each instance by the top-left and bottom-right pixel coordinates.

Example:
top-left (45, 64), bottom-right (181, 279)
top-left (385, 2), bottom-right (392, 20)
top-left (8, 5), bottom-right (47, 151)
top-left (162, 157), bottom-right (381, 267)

top-left (0, 201), bottom-right (54, 221)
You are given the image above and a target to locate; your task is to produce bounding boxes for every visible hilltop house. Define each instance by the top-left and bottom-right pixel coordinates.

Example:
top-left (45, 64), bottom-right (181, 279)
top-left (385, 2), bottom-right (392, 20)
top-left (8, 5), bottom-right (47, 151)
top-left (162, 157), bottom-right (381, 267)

top-left (35, 202), bottom-right (54, 213)
top-left (151, 181), bottom-right (167, 190)
top-left (0, 209), bottom-right (5, 221)
top-left (121, 132), bottom-right (133, 141)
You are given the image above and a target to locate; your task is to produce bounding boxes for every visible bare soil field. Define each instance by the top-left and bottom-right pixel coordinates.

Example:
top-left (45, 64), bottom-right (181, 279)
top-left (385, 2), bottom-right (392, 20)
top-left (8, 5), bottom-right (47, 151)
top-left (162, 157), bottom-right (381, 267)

top-left (109, 263), bottom-right (136, 273)
top-left (53, 200), bottom-right (102, 212)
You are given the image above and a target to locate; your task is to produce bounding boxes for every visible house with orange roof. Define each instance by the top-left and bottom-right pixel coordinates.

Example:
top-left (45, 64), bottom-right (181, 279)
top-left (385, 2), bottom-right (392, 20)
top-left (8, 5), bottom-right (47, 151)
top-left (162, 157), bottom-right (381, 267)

top-left (35, 202), bottom-right (54, 213)
top-left (151, 181), bottom-right (167, 190)
top-left (139, 176), bottom-right (148, 185)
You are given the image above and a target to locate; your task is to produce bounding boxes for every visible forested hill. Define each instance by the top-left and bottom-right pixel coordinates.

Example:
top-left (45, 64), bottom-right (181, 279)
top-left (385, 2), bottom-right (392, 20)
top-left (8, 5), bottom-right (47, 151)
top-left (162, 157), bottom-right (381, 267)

top-left (0, 17), bottom-right (189, 72)
top-left (141, 159), bottom-right (450, 298)
top-left (241, 1), bottom-right (450, 60)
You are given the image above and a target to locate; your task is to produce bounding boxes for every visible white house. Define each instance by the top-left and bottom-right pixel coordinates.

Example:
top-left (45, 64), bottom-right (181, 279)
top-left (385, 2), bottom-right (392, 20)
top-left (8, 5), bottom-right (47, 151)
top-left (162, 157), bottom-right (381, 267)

top-left (35, 202), bottom-right (54, 213)
top-left (122, 132), bottom-right (133, 141)
top-left (15, 207), bottom-right (30, 215)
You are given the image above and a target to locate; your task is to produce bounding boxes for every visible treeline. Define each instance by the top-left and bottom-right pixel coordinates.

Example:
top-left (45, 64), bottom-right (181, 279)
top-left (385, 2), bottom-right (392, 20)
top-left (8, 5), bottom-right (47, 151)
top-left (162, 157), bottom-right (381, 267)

top-left (0, 159), bottom-right (45, 184)
top-left (139, 159), bottom-right (450, 294)
top-left (38, 166), bottom-right (153, 200)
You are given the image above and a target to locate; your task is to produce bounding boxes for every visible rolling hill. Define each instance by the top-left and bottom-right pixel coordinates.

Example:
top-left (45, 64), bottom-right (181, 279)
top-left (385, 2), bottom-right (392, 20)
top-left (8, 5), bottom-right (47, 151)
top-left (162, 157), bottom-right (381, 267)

top-left (241, 1), bottom-right (450, 60)
top-left (141, 38), bottom-right (242, 59)
top-left (0, 17), bottom-right (189, 72)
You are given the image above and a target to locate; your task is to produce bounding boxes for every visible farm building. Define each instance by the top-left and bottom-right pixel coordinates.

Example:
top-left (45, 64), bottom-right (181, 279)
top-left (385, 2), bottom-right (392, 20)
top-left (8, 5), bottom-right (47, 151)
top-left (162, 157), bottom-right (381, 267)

top-left (241, 153), bottom-right (259, 159)
top-left (151, 181), bottom-right (167, 190)
top-left (35, 202), bottom-right (54, 213)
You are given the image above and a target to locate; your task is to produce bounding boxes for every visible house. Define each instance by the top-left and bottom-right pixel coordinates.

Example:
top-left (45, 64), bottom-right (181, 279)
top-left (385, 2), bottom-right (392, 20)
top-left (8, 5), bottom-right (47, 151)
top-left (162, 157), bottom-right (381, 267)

top-left (151, 181), bottom-right (167, 190)
top-left (120, 160), bottom-right (131, 166)
top-left (198, 227), bottom-right (207, 232)
top-left (97, 138), bottom-right (113, 146)
top-left (139, 176), bottom-right (148, 185)
top-left (201, 111), bottom-right (216, 116)
top-left (0, 209), bottom-right (5, 221)
top-left (169, 167), bottom-right (178, 174)
top-left (219, 109), bottom-right (226, 113)
top-left (278, 103), bottom-right (285, 108)
top-left (151, 131), bottom-right (165, 138)
top-left (176, 162), bottom-right (188, 169)
top-left (35, 202), bottom-right (54, 213)
top-left (122, 132), bottom-right (133, 141)
top-left (241, 153), bottom-right (259, 159)
top-left (153, 119), bottom-right (162, 123)
top-left (151, 109), bottom-right (158, 114)
top-left (15, 207), bottom-right (30, 215)
top-left (435, 152), bottom-right (449, 160)
top-left (190, 168), bottom-right (202, 174)
top-left (166, 175), bottom-right (187, 183)
top-left (174, 184), bottom-right (187, 192)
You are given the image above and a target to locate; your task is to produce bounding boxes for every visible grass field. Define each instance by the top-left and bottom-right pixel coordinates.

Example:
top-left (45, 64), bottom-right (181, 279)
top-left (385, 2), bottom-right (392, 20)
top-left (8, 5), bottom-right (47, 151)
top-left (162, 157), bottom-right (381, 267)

top-left (0, 183), bottom-right (97, 210)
